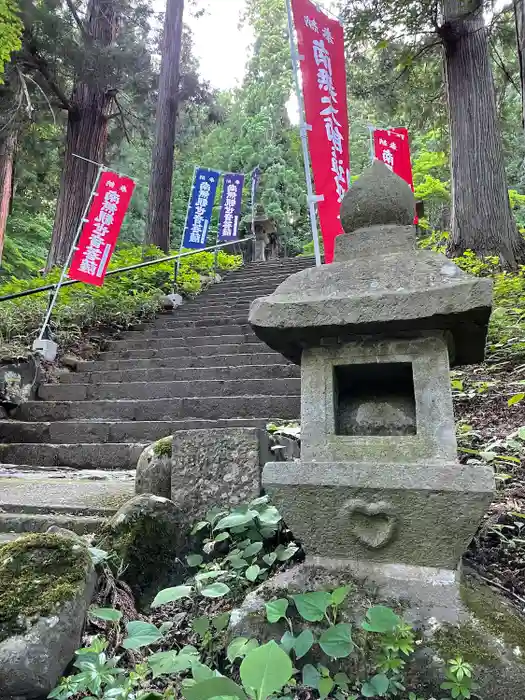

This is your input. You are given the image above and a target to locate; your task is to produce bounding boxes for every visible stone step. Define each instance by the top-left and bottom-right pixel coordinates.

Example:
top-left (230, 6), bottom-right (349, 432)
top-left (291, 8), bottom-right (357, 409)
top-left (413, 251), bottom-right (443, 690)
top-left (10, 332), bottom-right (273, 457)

top-left (0, 417), bottom-right (273, 444)
top-left (58, 363), bottom-right (299, 385)
top-left (0, 512), bottom-right (106, 536)
top-left (106, 333), bottom-right (256, 352)
top-left (98, 342), bottom-right (270, 361)
top-left (40, 377), bottom-right (301, 402)
top-left (0, 442), bottom-right (146, 469)
top-left (150, 316), bottom-right (248, 329)
top-left (124, 324), bottom-right (252, 339)
top-left (77, 352), bottom-right (283, 371)
top-left (16, 395), bottom-right (301, 421)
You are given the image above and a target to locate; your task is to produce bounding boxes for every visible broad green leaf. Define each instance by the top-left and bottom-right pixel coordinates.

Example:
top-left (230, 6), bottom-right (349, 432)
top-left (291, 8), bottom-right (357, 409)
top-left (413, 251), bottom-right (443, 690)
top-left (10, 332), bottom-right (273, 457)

top-left (508, 392), bottom-right (525, 406)
top-left (215, 510), bottom-right (258, 530)
top-left (151, 585), bottom-right (193, 608)
top-left (319, 623), bottom-right (353, 658)
top-left (192, 662), bottom-right (215, 682)
top-left (191, 521), bottom-right (209, 535)
top-left (243, 541), bottom-right (263, 558)
top-left (257, 505), bottom-right (281, 526)
top-left (240, 641), bottom-right (293, 699)
top-left (275, 543), bottom-right (299, 561)
top-left (200, 582), bottom-right (230, 598)
top-left (186, 554), bottom-right (204, 567)
top-left (265, 598), bottom-right (289, 623)
top-left (245, 564), bottom-right (261, 581)
top-left (334, 672), bottom-right (350, 690)
top-left (280, 631), bottom-right (295, 653)
top-left (518, 426), bottom-right (525, 440)
top-left (123, 621), bottom-right (161, 649)
top-left (212, 612), bottom-right (230, 631)
top-left (229, 555), bottom-right (249, 569)
top-left (262, 552), bottom-right (277, 566)
top-left (330, 585), bottom-right (351, 607)
top-left (361, 673), bottom-right (390, 697)
top-left (362, 606), bottom-right (401, 633)
top-left (90, 607), bottom-right (122, 622)
top-left (250, 495), bottom-right (270, 507)
top-left (195, 570), bottom-right (227, 582)
top-left (192, 616), bottom-right (210, 636)
top-left (292, 591), bottom-right (332, 622)
top-left (159, 621), bottom-right (173, 634)
top-left (293, 629), bottom-right (314, 659)
top-left (302, 663), bottom-right (321, 688)
top-left (148, 651), bottom-right (195, 678)
top-left (318, 676), bottom-right (334, 699)
top-left (227, 637), bottom-right (249, 662)
top-left (214, 532), bottom-right (230, 543)
top-left (183, 676), bottom-right (247, 700)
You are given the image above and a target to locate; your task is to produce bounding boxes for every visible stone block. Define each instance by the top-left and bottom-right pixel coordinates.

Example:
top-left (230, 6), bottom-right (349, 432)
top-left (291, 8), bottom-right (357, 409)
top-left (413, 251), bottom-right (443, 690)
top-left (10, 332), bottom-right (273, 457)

top-left (300, 335), bottom-right (457, 463)
top-left (171, 428), bottom-right (263, 521)
top-left (136, 437), bottom-right (172, 499)
top-left (263, 460), bottom-right (493, 570)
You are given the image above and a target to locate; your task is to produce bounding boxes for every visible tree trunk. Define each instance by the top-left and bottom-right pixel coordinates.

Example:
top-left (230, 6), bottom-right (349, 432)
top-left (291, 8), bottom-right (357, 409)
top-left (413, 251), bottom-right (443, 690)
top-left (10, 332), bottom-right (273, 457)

top-left (46, 0), bottom-right (119, 269)
top-left (0, 131), bottom-right (16, 264)
top-left (442, 0), bottom-right (525, 269)
top-left (144, 0), bottom-right (184, 253)
top-left (515, 0), bottom-right (525, 128)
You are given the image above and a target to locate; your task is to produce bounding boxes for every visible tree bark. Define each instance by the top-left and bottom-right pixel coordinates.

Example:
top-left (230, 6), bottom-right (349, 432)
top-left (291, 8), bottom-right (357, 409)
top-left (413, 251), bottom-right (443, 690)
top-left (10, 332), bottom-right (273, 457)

top-left (46, 0), bottom-right (119, 269)
top-left (0, 131), bottom-right (16, 264)
top-left (442, 0), bottom-right (525, 269)
top-left (515, 0), bottom-right (525, 128)
top-left (144, 0), bottom-right (184, 253)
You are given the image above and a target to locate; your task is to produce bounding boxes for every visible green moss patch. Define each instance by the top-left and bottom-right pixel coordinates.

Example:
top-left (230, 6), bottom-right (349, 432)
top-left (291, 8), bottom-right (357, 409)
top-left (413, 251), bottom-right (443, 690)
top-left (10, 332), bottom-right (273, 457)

top-left (152, 436), bottom-right (173, 458)
top-left (0, 533), bottom-right (91, 642)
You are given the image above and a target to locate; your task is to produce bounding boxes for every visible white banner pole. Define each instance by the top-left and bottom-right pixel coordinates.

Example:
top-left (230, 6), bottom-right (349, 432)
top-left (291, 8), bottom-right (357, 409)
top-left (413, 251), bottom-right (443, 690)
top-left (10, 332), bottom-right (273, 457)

top-left (285, 0), bottom-right (322, 267)
top-left (37, 163), bottom-right (105, 341)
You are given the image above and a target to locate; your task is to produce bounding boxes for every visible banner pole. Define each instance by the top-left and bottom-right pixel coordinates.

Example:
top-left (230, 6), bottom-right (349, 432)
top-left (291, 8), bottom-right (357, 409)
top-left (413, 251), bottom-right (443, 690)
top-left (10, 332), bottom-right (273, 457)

top-left (174, 166), bottom-right (197, 291)
top-left (368, 125), bottom-right (375, 164)
top-left (37, 163), bottom-right (105, 341)
top-left (285, 0), bottom-right (322, 267)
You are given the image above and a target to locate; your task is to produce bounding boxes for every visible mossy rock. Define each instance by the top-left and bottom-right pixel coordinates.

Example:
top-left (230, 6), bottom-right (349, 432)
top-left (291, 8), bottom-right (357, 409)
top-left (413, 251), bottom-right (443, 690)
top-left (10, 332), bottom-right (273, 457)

top-left (99, 493), bottom-right (186, 607)
top-left (135, 436), bottom-right (173, 499)
top-left (0, 533), bottom-right (95, 698)
top-left (0, 533), bottom-right (92, 642)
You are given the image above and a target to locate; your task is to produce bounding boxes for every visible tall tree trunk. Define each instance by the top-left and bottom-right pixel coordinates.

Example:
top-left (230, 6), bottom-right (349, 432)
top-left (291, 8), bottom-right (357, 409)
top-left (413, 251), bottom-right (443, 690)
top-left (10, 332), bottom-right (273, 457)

top-left (46, 0), bottom-right (119, 269)
top-left (0, 131), bottom-right (16, 264)
top-left (442, 0), bottom-right (525, 269)
top-left (515, 0), bottom-right (525, 128)
top-left (144, 0), bottom-right (184, 253)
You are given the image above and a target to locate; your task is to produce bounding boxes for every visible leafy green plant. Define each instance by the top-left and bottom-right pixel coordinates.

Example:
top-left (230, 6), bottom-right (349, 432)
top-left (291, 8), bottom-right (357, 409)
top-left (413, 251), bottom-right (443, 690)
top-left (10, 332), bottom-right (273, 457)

top-left (440, 657), bottom-right (475, 699)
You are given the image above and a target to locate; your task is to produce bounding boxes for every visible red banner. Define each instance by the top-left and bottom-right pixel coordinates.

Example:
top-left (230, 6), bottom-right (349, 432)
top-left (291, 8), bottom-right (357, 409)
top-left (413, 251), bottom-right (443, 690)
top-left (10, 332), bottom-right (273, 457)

top-left (292, 0), bottom-right (350, 263)
top-left (373, 127), bottom-right (416, 223)
top-left (69, 171), bottom-right (135, 286)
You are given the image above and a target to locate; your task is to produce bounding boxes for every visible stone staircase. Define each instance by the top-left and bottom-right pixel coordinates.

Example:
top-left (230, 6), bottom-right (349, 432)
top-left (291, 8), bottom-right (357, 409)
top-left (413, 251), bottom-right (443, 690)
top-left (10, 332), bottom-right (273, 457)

top-left (0, 258), bottom-right (313, 539)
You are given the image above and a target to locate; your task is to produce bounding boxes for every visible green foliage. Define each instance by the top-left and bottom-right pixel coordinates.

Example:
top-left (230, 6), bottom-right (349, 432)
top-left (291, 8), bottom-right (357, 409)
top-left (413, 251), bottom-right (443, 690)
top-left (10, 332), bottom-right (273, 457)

top-left (0, 0), bottom-right (22, 81)
top-left (0, 245), bottom-right (241, 356)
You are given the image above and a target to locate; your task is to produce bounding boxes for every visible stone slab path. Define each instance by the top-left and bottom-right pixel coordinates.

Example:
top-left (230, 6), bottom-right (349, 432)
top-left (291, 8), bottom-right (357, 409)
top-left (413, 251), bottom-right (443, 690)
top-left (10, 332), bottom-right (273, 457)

top-left (0, 259), bottom-right (312, 535)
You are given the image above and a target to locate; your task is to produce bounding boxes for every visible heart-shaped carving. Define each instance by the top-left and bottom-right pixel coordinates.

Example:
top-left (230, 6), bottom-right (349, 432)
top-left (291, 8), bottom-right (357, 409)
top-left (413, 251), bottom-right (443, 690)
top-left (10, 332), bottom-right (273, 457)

top-left (339, 499), bottom-right (397, 550)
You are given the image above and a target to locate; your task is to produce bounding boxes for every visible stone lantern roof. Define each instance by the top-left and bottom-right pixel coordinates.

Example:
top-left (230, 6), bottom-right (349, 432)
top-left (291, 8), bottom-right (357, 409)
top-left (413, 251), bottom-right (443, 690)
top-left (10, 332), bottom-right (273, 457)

top-left (249, 161), bottom-right (492, 366)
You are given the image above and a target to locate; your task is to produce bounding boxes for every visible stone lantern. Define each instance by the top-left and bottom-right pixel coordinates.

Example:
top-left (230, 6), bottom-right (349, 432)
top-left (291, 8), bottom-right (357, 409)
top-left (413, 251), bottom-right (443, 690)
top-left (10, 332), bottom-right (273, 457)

top-left (252, 205), bottom-right (277, 262)
top-left (249, 161), bottom-right (494, 603)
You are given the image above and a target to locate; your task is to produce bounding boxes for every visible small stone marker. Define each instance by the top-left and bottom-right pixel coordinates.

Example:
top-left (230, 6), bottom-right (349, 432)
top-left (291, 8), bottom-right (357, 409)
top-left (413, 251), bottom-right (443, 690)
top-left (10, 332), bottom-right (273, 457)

top-left (249, 161), bottom-right (494, 603)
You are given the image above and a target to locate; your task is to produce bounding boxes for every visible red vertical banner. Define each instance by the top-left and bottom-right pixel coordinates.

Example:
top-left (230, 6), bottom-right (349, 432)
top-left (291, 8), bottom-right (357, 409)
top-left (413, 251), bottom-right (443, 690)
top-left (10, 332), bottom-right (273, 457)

top-left (291, 0), bottom-right (350, 263)
top-left (69, 171), bottom-right (135, 286)
top-left (373, 127), bottom-right (416, 223)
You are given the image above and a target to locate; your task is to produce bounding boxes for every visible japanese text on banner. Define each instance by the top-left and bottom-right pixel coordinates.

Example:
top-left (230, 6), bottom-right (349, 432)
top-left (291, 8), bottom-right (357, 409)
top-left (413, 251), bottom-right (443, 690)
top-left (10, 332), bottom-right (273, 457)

top-left (69, 171), bottom-right (135, 287)
top-left (372, 127), bottom-right (416, 222)
top-left (183, 168), bottom-right (221, 250)
top-left (218, 173), bottom-right (245, 241)
top-left (292, 0), bottom-right (350, 263)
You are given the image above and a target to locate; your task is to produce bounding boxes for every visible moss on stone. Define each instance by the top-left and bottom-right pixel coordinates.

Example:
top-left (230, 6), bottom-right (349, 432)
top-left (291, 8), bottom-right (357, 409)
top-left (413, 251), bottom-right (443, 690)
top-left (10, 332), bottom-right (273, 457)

top-left (152, 436), bottom-right (173, 458)
top-left (0, 533), bottom-right (91, 643)
top-left (432, 621), bottom-right (500, 666)
top-left (460, 576), bottom-right (525, 660)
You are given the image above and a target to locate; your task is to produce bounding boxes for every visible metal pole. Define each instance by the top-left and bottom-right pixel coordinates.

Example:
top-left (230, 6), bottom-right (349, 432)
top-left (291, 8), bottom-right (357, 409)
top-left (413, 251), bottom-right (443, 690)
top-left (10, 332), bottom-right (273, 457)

top-left (175, 165), bottom-right (197, 289)
top-left (368, 125), bottom-right (375, 164)
top-left (37, 163), bottom-right (105, 340)
top-left (285, 0), bottom-right (322, 267)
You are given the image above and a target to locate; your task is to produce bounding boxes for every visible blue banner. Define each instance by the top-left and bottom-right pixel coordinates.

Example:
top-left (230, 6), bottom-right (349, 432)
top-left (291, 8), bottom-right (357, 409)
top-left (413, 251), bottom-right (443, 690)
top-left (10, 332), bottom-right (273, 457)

top-left (182, 168), bottom-right (220, 249)
top-left (218, 173), bottom-right (245, 241)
